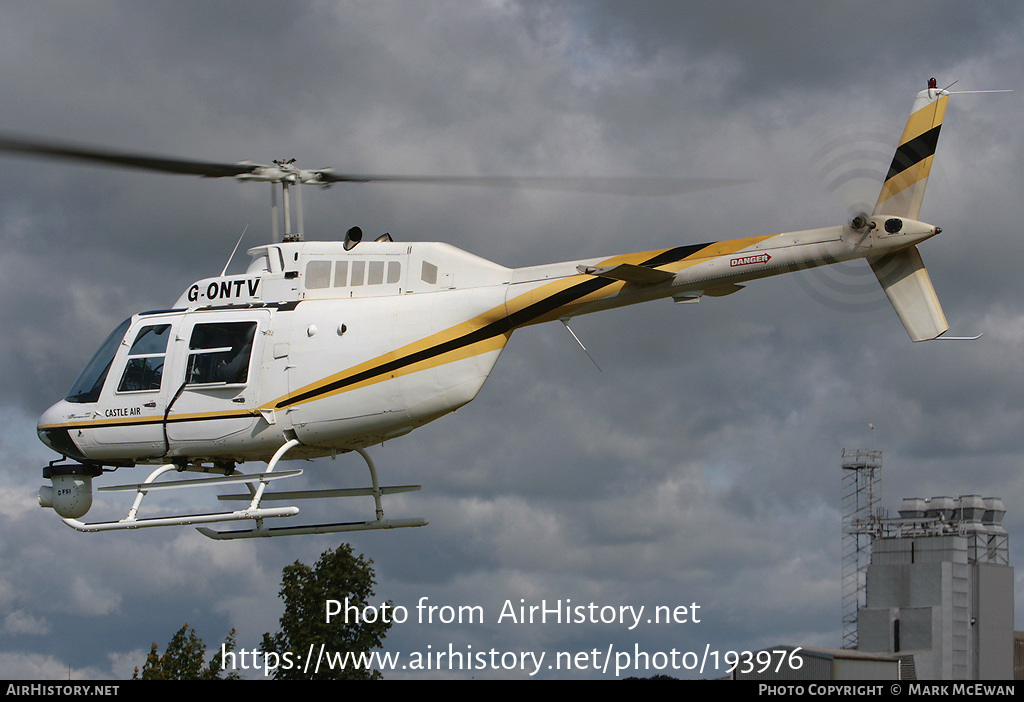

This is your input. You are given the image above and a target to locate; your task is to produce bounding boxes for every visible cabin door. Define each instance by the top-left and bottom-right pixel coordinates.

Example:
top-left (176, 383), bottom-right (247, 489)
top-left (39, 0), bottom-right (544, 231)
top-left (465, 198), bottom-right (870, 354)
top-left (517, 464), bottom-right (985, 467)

top-left (164, 310), bottom-right (270, 449)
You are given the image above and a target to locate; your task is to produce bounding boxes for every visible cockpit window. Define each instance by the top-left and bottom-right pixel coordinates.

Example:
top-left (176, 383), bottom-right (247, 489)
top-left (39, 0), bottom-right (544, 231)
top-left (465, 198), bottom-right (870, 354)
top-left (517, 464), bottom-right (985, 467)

top-left (66, 318), bottom-right (132, 403)
top-left (185, 321), bottom-right (257, 385)
top-left (117, 324), bottom-right (171, 392)
top-left (128, 324), bottom-right (171, 355)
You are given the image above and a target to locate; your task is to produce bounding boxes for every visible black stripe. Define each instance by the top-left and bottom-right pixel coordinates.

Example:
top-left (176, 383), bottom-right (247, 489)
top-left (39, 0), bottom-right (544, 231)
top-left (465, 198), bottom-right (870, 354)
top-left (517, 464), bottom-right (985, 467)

top-left (276, 242), bottom-right (715, 408)
top-left (638, 242), bottom-right (713, 269)
top-left (276, 275), bottom-right (614, 408)
top-left (885, 125), bottom-right (941, 182)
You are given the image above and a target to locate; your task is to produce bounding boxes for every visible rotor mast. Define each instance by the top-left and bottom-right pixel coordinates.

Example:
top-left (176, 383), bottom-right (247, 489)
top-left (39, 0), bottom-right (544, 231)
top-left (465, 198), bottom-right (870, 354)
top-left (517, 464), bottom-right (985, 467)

top-left (268, 159), bottom-right (305, 242)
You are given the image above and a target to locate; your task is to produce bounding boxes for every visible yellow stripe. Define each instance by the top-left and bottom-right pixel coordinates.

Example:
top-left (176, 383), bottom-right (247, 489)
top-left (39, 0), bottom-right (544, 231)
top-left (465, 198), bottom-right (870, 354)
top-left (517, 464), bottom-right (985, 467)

top-left (39, 408), bottom-right (259, 431)
top-left (273, 235), bottom-right (777, 407)
top-left (876, 153), bottom-right (936, 203)
top-left (902, 94), bottom-right (948, 142)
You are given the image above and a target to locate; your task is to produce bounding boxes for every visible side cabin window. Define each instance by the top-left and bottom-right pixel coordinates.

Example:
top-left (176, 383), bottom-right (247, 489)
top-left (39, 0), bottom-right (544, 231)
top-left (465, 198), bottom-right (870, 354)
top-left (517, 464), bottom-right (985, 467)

top-left (303, 258), bottom-right (403, 292)
top-left (334, 261), bottom-right (348, 287)
top-left (305, 260), bottom-right (332, 289)
top-left (368, 260), bottom-right (384, 286)
top-left (421, 261), bottom-right (438, 285)
top-left (185, 322), bottom-right (257, 385)
top-left (351, 260), bottom-right (365, 286)
top-left (117, 324), bottom-right (171, 392)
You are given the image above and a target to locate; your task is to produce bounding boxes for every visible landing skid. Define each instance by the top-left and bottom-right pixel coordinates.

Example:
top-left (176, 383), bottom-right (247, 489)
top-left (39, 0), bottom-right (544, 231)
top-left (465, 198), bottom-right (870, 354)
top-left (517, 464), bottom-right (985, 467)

top-left (200, 447), bottom-right (428, 539)
top-left (198, 517), bottom-right (429, 540)
top-left (61, 440), bottom-right (428, 539)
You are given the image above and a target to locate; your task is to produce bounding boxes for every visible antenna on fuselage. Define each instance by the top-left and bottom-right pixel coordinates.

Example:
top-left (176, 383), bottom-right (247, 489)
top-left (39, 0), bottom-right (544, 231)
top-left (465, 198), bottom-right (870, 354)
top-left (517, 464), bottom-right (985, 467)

top-left (559, 318), bottom-right (602, 372)
top-left (220, 223), bottom-right (249, 276)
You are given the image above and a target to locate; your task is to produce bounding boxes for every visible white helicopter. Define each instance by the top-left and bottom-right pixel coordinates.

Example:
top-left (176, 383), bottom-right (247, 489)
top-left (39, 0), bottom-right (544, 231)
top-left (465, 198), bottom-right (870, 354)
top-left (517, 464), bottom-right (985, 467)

top-left (22, 78), bottom-right (973, 539)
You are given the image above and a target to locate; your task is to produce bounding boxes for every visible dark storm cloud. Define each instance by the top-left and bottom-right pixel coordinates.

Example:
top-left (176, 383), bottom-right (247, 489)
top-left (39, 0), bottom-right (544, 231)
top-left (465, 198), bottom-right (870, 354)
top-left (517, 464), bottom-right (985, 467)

top-left (523, 1), bottom-right (1023, 94)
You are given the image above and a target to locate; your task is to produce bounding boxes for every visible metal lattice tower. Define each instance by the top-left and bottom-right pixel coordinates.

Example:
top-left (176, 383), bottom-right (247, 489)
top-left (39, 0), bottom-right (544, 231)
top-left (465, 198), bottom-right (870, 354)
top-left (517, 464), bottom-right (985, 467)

top-left (840, 449), bottom-right (883, 649)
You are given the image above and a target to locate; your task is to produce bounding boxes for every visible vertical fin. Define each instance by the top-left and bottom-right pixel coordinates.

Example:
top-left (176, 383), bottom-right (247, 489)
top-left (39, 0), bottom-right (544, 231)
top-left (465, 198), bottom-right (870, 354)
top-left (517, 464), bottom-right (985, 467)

top-left (870, 80), bottom-right (952, 341)
top-left (873, 80), bottom-right (949, 219)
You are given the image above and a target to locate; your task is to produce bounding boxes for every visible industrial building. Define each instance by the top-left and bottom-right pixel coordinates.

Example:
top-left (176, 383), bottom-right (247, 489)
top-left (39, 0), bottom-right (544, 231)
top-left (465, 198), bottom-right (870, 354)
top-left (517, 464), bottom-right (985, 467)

top-left (736, 450), bottom-right (1015, 680)
top-left (845, 451), bottom-right (1013, 679)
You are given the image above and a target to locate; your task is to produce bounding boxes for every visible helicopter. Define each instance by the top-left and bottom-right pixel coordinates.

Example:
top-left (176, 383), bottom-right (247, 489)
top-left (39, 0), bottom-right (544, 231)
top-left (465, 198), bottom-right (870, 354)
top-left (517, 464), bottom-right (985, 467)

top-left (21, 78), bottom-right (976, 539)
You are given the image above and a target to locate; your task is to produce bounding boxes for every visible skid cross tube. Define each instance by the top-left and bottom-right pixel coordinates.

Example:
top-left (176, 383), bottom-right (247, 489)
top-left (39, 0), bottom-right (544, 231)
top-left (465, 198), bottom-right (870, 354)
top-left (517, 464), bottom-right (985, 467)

top-left (62, 439), bottom-right (304, 533)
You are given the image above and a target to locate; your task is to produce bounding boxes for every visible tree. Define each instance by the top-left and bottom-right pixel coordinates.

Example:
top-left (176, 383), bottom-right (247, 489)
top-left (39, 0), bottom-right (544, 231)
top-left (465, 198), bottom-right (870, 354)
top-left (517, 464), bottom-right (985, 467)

top-left (260, 543), bottom-right (391, 680)
top-left (133, 624), bottom-right (240, 680)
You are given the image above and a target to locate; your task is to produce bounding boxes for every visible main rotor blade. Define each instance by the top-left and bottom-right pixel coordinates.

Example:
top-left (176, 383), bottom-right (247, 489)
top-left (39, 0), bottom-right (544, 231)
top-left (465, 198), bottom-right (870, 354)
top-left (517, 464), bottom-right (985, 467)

top-left (0, 134), bottom-right (261, 178)
top-left (0, 133), bottom-right (751, 195)
top-left (315, 172), bottom-right (751, 196)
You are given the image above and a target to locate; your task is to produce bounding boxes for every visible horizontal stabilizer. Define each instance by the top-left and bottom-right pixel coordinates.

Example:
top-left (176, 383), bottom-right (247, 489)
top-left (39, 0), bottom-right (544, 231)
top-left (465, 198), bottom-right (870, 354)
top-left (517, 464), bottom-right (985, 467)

top-left (577, 263), bottom-right (674, 285)
top-left (869, 245), bottom-right (948, 341)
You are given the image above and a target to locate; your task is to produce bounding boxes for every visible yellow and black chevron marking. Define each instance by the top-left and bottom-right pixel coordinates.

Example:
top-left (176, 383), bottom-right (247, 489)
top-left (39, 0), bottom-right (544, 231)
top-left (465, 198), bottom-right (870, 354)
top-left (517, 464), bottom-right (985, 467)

top-left (875, 91), bottom-right (948, 212)
top-left (43, 235), bottom-right (774, 434)
top-left (273, 235), bottom-right (772, 410)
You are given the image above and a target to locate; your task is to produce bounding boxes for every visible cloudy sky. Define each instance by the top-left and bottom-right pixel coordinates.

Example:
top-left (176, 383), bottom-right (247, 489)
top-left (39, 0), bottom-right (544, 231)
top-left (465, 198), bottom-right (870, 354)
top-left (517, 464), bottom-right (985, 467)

top-left (1, 1), bottom-right (1022, 680)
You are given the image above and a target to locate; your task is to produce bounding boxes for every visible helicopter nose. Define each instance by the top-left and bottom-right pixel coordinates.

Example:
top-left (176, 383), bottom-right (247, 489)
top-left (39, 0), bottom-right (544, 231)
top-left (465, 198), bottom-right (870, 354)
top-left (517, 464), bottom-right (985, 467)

top-left (37, 402), bottom-right (86, 460)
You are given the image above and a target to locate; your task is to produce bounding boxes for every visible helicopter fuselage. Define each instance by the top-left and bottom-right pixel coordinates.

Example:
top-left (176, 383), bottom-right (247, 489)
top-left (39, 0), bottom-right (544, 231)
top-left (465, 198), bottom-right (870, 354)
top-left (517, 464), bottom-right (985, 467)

top-left (23, 81), bottom-right (966, 536)
top-left (37, 215), bottom-right (939, 469)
